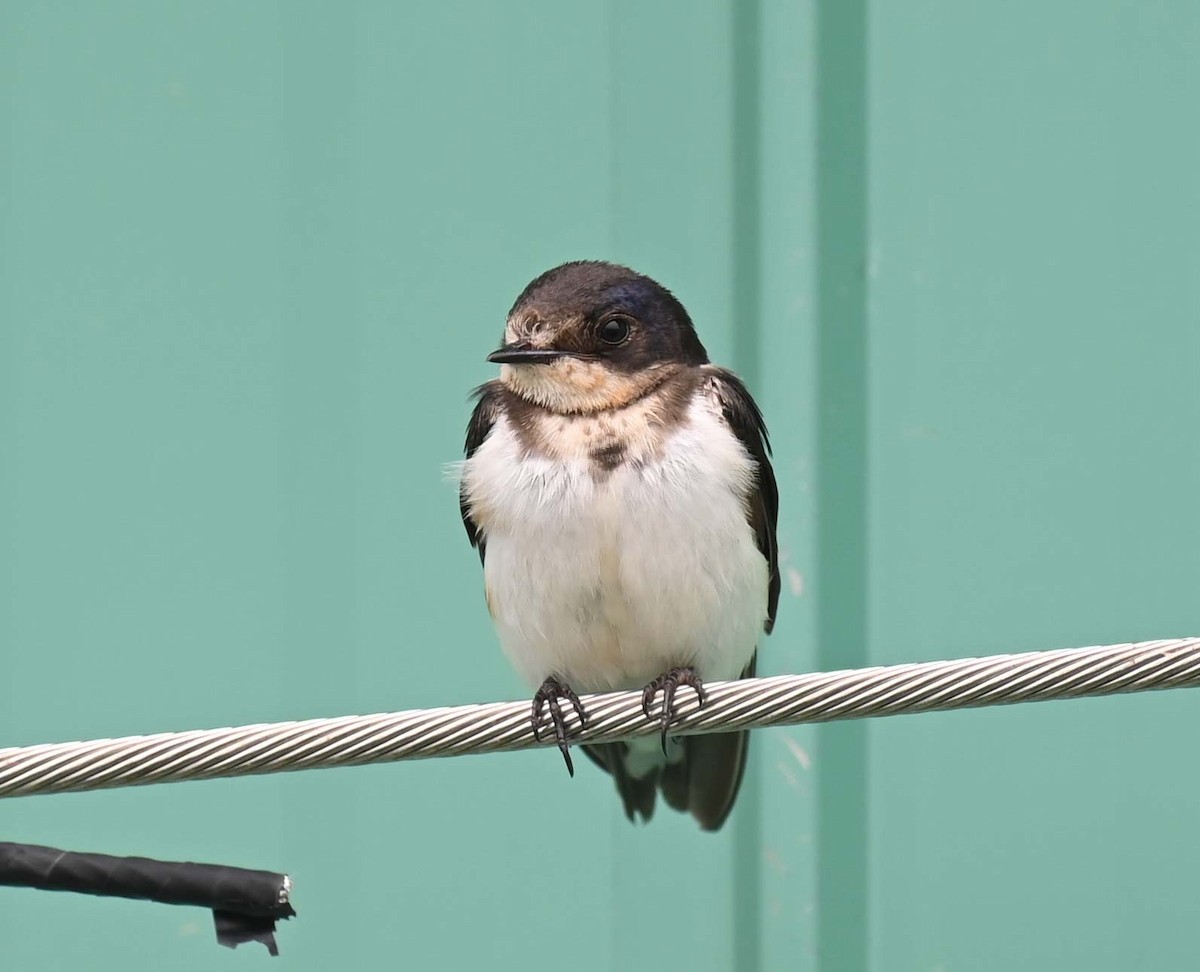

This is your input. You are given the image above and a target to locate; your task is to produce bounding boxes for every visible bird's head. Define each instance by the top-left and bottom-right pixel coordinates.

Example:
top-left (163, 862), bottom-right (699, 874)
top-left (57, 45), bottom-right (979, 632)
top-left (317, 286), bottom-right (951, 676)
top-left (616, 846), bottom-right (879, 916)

top-left (489, 261), bottom-right (709, 413)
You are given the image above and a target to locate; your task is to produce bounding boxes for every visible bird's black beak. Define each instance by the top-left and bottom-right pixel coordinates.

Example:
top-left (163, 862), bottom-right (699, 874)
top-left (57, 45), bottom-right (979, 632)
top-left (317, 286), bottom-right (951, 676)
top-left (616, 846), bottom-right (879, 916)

top-left (487, 342), bottom-right (567, 365)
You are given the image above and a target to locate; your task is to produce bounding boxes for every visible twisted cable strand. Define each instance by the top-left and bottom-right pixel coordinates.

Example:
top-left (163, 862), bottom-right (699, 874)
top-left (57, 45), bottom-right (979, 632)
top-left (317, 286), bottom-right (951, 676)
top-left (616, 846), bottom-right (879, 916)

top-left (1, 639), bottom-right (1197, 799)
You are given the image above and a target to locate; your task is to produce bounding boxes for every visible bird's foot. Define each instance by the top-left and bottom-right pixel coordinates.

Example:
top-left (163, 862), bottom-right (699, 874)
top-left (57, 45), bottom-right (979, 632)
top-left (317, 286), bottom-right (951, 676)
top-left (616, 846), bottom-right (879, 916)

top-left (531, 676), bottom-right (587, 777)
top-left (641, 666), bottom-right (707, 754)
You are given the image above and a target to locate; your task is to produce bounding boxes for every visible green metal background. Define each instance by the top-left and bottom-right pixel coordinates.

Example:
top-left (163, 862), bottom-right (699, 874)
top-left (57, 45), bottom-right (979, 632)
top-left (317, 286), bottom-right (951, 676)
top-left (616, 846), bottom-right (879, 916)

top-left (0, 2), bottom-right (1196, 969)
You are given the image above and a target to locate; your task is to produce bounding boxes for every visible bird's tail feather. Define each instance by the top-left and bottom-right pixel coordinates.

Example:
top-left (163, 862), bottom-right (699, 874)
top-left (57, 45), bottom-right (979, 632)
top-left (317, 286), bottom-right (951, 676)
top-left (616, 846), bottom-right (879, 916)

top-left (582, 655), bottom-right (756, 832)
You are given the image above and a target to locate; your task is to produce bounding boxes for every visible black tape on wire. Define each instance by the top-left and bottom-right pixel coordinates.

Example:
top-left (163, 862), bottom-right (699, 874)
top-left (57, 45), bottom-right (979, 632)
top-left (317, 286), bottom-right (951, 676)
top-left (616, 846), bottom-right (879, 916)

top-left (0, 841), bottom-right (295, 955)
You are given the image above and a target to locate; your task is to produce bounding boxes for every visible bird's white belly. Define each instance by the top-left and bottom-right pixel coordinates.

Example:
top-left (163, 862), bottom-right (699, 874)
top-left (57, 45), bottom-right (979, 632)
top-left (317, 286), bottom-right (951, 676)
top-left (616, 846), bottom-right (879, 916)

top-left (464, 406), bottom-right (767, 693)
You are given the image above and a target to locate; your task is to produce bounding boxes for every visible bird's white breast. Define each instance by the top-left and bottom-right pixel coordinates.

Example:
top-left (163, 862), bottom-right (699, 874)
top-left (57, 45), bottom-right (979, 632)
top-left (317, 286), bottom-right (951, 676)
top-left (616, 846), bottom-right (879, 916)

top-left (461, 392), bottom-right (768, 693)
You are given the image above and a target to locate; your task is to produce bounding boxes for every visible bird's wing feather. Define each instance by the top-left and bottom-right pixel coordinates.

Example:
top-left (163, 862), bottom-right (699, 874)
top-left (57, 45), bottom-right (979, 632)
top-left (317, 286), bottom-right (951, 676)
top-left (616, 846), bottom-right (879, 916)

top-left (704, 368), bottom-right (781, 632)
top-left (461, 381), bottom-right (503, 565)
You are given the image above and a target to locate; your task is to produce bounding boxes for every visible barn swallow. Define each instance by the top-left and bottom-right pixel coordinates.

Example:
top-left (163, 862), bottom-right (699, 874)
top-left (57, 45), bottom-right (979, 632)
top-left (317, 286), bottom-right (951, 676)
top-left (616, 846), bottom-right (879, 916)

top-left (459, 261), bottom-right (779, 831)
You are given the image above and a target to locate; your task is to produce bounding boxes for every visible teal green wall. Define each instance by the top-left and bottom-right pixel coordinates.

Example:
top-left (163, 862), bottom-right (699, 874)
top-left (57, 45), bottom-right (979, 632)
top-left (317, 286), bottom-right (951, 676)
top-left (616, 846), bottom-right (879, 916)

top-left (0, 2), bottom-right (1196, 970)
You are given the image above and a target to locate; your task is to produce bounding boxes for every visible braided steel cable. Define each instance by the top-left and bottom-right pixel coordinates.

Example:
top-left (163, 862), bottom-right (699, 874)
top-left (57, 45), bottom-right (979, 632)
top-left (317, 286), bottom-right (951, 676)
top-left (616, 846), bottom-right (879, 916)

top-left (1, 638), bottom-right (1197, 800)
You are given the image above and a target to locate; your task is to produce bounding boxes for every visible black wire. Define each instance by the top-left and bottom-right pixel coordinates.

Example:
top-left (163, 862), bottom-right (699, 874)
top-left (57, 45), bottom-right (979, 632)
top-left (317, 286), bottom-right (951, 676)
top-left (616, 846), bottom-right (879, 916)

top-left (0, 841), bottom-right (294, 954)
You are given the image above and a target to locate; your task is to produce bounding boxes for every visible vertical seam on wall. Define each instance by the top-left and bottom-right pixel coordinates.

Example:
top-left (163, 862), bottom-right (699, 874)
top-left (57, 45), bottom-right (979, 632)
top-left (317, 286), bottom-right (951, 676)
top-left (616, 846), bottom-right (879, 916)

top-left (732, 2), bottom-right (763, 970)
top-left (815, 0), bottom-right (870, 970)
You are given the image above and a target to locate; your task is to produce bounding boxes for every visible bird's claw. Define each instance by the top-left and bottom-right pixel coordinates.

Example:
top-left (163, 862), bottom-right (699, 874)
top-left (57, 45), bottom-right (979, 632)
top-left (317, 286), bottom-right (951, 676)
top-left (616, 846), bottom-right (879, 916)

top-left (641, 666), bottom-right (707, 754)
top-left (531, 676), bottom-right (587, 776)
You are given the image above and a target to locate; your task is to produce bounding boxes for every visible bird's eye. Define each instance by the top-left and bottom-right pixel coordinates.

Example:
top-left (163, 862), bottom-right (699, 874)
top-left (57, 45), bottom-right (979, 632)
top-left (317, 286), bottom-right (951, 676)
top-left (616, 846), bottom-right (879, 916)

top-left (598, 316), bottom-right (631, 345)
